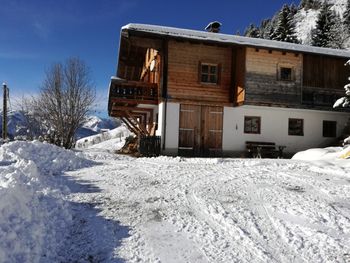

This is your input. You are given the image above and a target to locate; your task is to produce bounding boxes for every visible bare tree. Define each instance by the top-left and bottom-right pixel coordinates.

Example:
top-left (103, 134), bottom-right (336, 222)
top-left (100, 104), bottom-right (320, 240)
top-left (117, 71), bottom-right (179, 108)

top-left (17, 96), bottom-right (46, 140)
top-left (33, 57), bottom-right (95, 148)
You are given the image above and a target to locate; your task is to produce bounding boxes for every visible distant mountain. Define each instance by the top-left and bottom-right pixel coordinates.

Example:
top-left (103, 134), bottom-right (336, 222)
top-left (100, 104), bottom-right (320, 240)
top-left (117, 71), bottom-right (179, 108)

top-left (244, 0), bottom-right (350, 49)
top-left (0, 111), bottom-right (120, 140)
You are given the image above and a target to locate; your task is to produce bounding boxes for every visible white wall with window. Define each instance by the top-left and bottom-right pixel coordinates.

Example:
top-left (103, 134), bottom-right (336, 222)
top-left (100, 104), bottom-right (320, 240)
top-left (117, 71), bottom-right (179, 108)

top-left (223, 105), bottom-right (349, 154)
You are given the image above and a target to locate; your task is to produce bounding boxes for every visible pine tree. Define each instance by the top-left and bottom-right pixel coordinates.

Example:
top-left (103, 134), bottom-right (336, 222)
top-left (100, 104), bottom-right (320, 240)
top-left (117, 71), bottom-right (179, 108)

top-left (244, 24), bottom-right (260, 38)
top-left (258, 19), bottom-right (273, 40)
top-left (311, 3), bottom-right (344, 48)
top-left (270, 4), bottom-right (300, 43)
top-left (333, 60), bottom-right (350, 108)
top-left (300, 0), bottom-right (321, 10)
top-left (344, 0), bottom-right (350, 34)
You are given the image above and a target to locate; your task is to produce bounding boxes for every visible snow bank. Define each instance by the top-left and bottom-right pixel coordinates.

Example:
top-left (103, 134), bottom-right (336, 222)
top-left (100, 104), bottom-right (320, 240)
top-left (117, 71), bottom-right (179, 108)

top-left (0, 141), bottom-right (93, 262)
top-left (292, 145), bottom-right (350, 171)
top-left (75, 125), bottom-right (131, 151)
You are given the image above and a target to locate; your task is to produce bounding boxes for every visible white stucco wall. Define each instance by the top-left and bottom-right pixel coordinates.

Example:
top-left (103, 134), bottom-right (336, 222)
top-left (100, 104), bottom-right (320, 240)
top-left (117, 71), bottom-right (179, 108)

top-left (156, 102), bottom-right (164, 137)
top-left (156, 102), bottom-right (180, 154)
top-left (223, 105), bottom-right (349, 154)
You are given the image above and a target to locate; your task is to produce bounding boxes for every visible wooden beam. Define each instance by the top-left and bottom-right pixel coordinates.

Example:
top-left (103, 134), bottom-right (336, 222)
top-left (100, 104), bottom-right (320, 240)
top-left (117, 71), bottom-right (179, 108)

top-left (129, 36), bottom-right (162, 49)
top-left (110, 98), bottom-right (158, 105)
top-left (125, 111), bottom-right (149, 136)
top-left (121, 117), bottom-right (139, 135)
top-left (110, 106), bottom-right (154, 113)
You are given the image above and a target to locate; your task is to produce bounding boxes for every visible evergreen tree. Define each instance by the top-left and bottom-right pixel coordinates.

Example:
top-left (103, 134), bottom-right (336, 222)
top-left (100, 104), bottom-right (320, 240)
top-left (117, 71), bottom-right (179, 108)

top-left (244, 24), bottom-right (260, 38)
top-left (259, 19), bottom-right (273, 39)
top-left (300, 0), bottom-right (321, 10)
top-left (290, 3), bottom-right (298, 16)
top-left (311, 3), bottom-right (344, 48)
top-left (270, 4), bottom-right (300, 43)
top-left (344, 0), bottom-right (350, 34)
top-left (333, 60), bottom-right (350, 108)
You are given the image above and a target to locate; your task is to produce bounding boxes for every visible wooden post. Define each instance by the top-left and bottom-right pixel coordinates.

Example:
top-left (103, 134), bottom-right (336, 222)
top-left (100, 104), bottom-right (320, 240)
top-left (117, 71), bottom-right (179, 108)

top-left (2, 83), bottom-right (8, 140)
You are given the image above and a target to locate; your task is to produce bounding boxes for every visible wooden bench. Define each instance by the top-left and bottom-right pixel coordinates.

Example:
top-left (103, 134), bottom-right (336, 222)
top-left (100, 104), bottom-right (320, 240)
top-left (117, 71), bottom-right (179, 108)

top-left (246, 141), bottom-right (286, 158)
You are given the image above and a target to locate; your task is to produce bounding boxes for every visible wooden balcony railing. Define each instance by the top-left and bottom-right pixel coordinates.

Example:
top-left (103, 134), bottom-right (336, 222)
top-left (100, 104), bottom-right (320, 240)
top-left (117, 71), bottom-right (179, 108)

top-left (109, 79), bottom-right (158, 105)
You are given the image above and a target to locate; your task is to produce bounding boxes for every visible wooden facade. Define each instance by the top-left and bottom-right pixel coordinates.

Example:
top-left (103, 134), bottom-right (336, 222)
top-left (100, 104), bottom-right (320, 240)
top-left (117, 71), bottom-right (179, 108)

top-left (108, 24), bottom-right (350, 156)
top-left (167, 40), bottom-right (233, 105)
top-left (244, 47), bottom-right (303, 107)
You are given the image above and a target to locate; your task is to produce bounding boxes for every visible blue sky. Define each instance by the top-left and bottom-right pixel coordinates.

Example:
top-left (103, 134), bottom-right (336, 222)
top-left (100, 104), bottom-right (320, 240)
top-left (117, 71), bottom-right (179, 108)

top-left (0, 0), bottom-right (297, 116)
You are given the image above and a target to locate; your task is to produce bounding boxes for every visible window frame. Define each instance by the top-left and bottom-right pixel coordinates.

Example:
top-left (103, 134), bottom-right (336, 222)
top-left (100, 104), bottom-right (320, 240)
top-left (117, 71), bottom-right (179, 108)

top-left (200, 63), bottom-right (219, 85)
top-left (323, 120), bottom-right (337, 138)
top-left (280, 67), bottom-right (293, 81)
top-left (244, 116), bottom-right (261, 134)
top-left (288, 118), bottom-right (304, 136)
top-left (277, 63), bottom-right (295, 82)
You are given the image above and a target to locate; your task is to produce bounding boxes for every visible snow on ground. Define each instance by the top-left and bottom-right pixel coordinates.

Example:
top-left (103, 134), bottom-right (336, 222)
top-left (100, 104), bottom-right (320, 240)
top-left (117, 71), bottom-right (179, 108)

top-left (1, 137), bottom-right (350, 262)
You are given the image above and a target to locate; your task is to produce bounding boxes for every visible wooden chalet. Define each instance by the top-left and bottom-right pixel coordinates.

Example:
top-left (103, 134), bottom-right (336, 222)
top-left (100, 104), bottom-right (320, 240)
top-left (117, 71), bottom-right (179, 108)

top-left (108, 23), bottom-right (350, 157)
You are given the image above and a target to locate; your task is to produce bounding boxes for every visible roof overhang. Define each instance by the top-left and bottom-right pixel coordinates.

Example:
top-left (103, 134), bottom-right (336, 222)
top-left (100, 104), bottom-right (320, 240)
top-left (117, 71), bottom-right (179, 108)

top-left (121, 23), bottom-right (350, 59)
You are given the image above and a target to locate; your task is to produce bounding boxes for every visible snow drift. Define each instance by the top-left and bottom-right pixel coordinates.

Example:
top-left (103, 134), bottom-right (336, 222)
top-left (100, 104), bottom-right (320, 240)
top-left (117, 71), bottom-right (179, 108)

top-left (0, 141), bottom-right (94, 262)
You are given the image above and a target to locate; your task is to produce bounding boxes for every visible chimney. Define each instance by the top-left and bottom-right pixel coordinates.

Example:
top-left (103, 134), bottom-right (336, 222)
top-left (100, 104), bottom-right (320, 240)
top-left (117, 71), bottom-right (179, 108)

top-left (205, 21), bottom-right (222, 33)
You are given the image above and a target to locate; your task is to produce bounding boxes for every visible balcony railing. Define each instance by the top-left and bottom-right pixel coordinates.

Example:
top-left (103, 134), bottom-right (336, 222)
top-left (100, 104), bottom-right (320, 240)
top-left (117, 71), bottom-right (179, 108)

top-left (109, 79), bottom-right (158, 105)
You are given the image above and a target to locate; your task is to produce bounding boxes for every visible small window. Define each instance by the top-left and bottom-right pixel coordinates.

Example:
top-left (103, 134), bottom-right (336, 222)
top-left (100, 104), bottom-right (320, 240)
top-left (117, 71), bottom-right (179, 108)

top-left (244, 116), bottom-right (261, 134)
top-left (288, 118), bottom-right (304, 136)
top-left (280, 67), bottom-right (292, 81)
top-left (323, 121), bottom-right (337, 137)
top-left (201, 63), bottom-right (218, 84)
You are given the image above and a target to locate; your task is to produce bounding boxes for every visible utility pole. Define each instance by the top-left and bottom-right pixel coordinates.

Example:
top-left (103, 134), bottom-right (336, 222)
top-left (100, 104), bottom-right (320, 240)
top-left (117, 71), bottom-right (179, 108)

top-left (2, 83), bottom-right (8, 140)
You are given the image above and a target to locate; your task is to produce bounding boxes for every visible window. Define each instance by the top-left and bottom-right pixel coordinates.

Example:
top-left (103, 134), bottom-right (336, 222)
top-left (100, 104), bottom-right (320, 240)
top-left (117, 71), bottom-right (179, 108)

top-left (323, 121), bottom-right (337, 137)
top-left (288, 118), bottom-right (304, 136)
top-left (201, 63), bottom-right (218, 84)
top-left (244, 116), bottom-right (261, 134)
top-left (280, 67), bottom-right (292, 81)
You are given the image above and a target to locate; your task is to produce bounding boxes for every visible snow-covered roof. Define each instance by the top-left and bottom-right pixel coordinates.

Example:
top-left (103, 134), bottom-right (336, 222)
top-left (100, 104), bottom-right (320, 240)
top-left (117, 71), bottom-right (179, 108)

top-left (122, 23), bottom-right (350, 58)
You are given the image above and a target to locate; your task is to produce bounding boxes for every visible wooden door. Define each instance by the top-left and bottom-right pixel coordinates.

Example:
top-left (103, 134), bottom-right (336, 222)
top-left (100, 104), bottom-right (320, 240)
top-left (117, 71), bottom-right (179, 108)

top-left (178, 104), bottom-right (223, 157)
top-left (201, 106), bottom-right (223, 156)
top-left (178, 104), bottom-right (201, 156)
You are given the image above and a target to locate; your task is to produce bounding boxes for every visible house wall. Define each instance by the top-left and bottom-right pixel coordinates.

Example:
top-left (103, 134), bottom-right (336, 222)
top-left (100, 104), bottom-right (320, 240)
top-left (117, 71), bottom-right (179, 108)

top-left (167, 40), bottom-right (233, 105)
top-left (157, 102), bottom-right (180, 155)
top-left (158, 103), bottom-right (348, 156)
top-left (223, 105), bottom-right (349, 155)
top-left (244, 47), bottom-right (303, 106)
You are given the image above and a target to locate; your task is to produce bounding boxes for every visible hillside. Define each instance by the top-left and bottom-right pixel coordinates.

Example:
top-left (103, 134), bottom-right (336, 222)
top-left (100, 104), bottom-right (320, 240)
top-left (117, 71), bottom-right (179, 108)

top-left (295, 0), bottom-right (349, 46)
top-left (245, 0), bottom-right (350, 49)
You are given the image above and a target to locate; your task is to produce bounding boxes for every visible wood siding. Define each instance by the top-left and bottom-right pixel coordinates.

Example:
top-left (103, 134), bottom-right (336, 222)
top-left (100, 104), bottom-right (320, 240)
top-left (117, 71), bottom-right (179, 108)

top-left (167, 40), bottom-right (233, 105)
top-left (244, 47), bottom-right (303, 106)
top-left (303, 54), bottom-right (348, 90)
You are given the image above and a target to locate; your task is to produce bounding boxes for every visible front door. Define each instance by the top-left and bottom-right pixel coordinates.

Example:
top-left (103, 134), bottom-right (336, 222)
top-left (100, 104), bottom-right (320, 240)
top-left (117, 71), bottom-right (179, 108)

top-left (178, 104), bottom-right (223, 157)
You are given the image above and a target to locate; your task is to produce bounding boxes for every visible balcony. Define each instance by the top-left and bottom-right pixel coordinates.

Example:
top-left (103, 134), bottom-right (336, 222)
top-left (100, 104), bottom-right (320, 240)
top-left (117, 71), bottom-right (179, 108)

top-left (108, 77), bottom-right (159, 136)
top-left (108, 77), bottom-right (158, 108)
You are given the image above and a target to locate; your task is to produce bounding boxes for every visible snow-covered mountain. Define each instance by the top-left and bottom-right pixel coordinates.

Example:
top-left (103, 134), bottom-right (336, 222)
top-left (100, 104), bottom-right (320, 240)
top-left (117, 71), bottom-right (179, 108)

top-left (0, 110), bottom-right (120, 140)
top-left (76, 115), bottom-right (121, 140)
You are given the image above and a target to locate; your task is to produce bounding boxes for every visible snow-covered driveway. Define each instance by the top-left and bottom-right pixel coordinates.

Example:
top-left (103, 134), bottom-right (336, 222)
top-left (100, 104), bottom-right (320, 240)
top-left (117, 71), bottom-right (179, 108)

top-left (66, 148), bottom-right (350, 263)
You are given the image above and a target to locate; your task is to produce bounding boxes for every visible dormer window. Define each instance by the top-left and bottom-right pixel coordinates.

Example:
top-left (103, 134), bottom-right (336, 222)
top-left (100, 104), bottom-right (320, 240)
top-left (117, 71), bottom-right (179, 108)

top-left (201, 63), bottom-right (218, 84)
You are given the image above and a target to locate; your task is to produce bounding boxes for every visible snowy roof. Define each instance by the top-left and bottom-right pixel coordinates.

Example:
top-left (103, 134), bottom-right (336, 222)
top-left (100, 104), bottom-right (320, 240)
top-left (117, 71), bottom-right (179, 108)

top-left (122, 23), bottom-right (350, 59)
